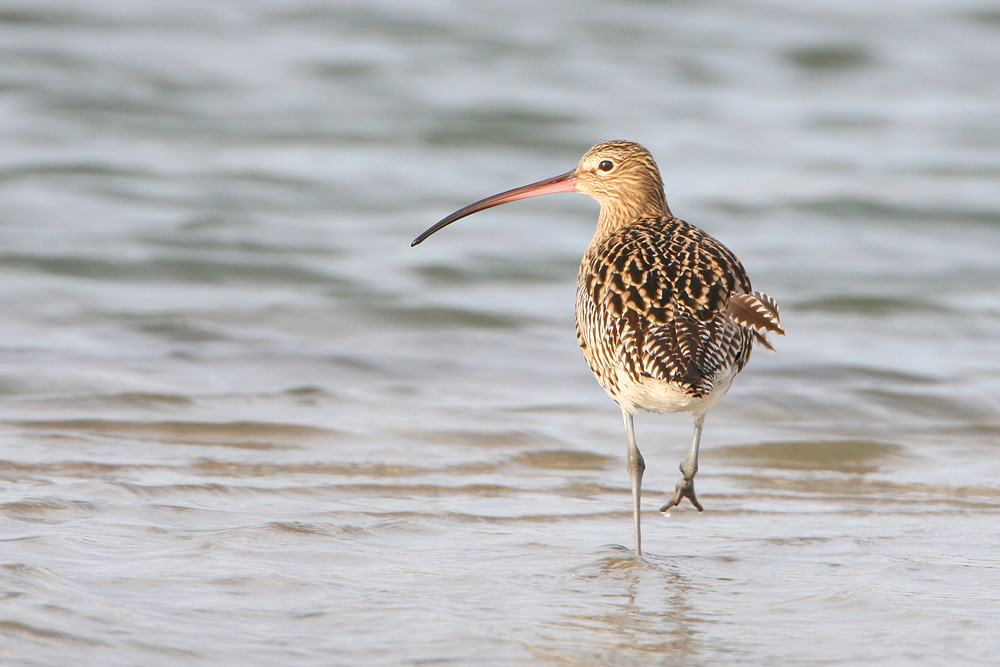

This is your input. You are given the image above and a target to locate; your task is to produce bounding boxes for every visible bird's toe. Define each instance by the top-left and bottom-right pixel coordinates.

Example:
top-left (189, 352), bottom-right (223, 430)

top-left (660, 478), bottom-right (704, 512)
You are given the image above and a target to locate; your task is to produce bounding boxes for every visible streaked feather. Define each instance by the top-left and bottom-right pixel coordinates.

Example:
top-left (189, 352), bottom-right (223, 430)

top-left (727, 291), bottom-right (785, 351)
top-left (576, 217), bottom-right (768, 403)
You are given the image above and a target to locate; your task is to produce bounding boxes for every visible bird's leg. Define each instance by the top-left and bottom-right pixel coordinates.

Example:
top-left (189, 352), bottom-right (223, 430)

top-left (661, 415), bottom-right (705, 512)
top-left (622, 409), bottom-right (645, 556)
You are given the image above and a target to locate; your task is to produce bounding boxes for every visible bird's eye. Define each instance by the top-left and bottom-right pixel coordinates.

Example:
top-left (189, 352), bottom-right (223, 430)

top-left (598, 160), bottom-right (614, 172)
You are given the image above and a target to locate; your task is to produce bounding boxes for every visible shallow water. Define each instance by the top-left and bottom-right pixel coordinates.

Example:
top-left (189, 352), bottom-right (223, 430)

top-left (2, 0), bottom-right (1000, 664)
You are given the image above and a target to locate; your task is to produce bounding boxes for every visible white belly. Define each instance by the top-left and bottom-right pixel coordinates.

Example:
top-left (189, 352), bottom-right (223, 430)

top-left (610, 365), bottom-right (738, 417)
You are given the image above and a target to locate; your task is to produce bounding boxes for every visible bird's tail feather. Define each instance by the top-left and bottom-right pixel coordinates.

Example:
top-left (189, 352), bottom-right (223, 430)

top-left (727, 291), bottom-right (785, 350)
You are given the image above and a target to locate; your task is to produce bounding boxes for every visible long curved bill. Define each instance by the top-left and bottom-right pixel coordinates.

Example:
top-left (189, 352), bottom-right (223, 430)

top-left (411, 170), bottom-right (579, 246)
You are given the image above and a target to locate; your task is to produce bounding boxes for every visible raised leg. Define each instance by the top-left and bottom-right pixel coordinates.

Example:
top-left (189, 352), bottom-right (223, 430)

top-left (660, 415), bottom-right (705, 512)
top-left (622, 409), bottom-right (645, 555)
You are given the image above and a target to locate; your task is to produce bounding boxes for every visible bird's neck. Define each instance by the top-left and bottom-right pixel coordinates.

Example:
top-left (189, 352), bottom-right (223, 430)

top-left (594, 192), bottom-right (672, 243)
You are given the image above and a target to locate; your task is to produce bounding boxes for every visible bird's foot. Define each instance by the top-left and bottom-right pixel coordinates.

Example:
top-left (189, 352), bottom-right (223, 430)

top-left (660, 478), bottom-right (704, 512)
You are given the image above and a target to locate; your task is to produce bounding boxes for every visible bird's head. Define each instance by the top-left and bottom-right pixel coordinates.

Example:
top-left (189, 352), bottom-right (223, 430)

top-left (412, 140), bottom-right (670, 247)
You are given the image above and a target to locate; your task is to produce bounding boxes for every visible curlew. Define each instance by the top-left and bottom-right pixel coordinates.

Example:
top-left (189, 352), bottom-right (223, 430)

top-left (412, 140), bottom-right (783, 555)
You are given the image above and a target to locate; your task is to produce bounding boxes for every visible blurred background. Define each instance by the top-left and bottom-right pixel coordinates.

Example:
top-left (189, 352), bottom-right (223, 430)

top-left (1, 0), bottom-right (999, 664)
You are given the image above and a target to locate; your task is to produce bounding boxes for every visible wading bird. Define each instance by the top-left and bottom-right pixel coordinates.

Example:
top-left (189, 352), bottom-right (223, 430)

top-left (412, 141), bottom-right (783, 555)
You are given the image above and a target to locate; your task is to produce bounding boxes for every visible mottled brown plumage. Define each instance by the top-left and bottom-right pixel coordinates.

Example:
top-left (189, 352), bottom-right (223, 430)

top-left (576, 217), bottom-right (754, 403)
top-left (412, 140), bottom-right (784, 555)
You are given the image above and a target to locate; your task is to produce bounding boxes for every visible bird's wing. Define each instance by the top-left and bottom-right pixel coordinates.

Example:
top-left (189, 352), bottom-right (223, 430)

top-left (578, 219), bottom-right (754, 397)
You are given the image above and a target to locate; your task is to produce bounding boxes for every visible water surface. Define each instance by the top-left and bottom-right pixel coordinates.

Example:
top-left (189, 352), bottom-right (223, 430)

top-left (1, 0), bottom-right (999, 664)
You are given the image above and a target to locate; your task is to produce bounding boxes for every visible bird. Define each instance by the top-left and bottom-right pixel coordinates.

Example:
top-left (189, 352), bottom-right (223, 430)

top-left (412, 140), bottom-right (783, 555)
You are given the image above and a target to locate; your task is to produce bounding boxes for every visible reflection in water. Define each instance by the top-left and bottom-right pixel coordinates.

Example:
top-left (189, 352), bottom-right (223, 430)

top-left (533, 547), bottom-right (704, 665)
